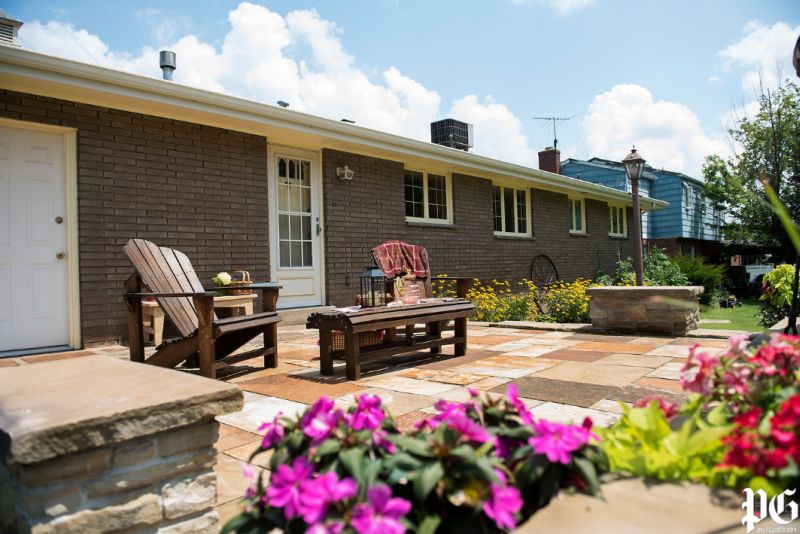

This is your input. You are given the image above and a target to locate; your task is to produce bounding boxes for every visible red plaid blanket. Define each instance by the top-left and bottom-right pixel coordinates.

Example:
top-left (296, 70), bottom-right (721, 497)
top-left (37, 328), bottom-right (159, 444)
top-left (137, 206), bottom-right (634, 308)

top-left (371, 240), bottom-right (430, 279)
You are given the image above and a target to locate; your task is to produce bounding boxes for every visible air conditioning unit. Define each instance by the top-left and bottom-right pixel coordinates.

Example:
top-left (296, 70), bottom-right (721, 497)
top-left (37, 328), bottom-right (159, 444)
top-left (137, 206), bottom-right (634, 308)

top-left (430, 119), bottom-right (474, 152)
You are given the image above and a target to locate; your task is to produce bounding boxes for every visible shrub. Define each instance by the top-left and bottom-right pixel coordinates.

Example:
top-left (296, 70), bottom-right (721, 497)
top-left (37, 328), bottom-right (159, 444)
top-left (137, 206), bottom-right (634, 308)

top-left (223, 386), bottom-right (603, 533)
top-left (433, 277), bottom-right (538, 323)
top-left (758, 264), bottom-right (797, 328)
top-left (598, 247), bottom-right (688, 286)
top-left (672, 255), bottom-right (726, 305)
top-left (538, 279), bottom-right (592, 323)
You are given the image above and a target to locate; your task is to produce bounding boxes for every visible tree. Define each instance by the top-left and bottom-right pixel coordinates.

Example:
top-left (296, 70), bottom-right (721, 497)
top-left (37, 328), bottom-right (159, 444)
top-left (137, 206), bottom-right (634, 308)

top-left (702, 79), bottom-right (800, 262)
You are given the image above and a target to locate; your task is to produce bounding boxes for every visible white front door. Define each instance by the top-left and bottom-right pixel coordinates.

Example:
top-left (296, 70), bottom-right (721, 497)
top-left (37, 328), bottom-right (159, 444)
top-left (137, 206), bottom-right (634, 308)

top-left (268, 147), bottom-right (324, 308)
top-left (0, 125), bottom-right (70, 352)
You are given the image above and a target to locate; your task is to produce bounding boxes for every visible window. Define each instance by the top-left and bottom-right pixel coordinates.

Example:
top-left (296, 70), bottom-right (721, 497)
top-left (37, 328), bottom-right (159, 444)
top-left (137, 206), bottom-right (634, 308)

top-left (568, 197), bottom-right (586, 234)
top-left (278, 157), bottom-right (313, 268)
top-left (492, 184), bottom-right (530, 236)
top-left (608, 205), bottom-right (627, 237)
top-left (404, 170), bottom-right (451, 223)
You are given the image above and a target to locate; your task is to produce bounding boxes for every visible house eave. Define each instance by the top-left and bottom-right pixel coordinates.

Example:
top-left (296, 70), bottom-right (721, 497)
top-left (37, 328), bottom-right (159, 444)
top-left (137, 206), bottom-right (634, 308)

top-left (0, 45), bottom-right (667, 211)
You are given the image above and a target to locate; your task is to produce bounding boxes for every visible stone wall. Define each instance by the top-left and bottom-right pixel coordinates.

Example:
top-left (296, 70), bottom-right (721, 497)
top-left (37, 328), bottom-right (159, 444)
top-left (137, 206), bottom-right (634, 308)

top-left (0, 356), bottom-right (243, 533)
top-left (586, 286), bottom-right (704, 335)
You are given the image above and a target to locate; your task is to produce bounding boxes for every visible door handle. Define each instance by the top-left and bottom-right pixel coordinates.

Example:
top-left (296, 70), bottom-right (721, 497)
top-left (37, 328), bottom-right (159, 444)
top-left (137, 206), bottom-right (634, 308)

top-left (316, 217), bottom-right (322, 236)
top-left (56, 251), bottom-right (66, 260)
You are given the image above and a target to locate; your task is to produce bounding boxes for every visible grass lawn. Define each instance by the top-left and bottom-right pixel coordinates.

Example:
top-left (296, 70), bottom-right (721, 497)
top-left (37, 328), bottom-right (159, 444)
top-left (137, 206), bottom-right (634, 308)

top-left (699, 297), bottom-right (764, 332)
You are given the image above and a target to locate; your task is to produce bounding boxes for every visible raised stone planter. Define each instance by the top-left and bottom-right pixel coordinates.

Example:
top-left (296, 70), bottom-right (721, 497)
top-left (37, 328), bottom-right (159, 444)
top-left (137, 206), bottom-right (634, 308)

top-left (586, 286), bottom-right (704, 336)
top-left (0, 356), bottom-right (243, 534)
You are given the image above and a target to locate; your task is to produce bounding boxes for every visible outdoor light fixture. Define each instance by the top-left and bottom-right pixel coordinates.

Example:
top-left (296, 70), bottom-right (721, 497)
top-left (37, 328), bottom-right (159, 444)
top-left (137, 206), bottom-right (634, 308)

top-left (359, 257), bottom-right (387, 308)
top-left (623, 146), bottom-right (646, 286)
top-left (336, 165), bottom-right (355, 181)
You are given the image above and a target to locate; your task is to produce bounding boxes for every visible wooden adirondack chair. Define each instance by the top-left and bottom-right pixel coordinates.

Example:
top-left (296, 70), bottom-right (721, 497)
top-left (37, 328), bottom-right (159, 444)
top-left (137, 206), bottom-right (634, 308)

top-left (123, 239), bottom-right (281, 379)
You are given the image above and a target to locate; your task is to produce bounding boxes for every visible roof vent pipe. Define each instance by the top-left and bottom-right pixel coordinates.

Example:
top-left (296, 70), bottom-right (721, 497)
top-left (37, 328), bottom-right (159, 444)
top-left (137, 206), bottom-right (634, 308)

top-left (159, 50), bottom-right (176, 80)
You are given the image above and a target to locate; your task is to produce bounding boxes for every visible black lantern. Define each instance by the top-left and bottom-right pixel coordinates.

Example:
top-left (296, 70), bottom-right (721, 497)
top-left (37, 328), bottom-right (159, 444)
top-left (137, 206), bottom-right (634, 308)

top-left (359, 256), bottom-right (387, 308)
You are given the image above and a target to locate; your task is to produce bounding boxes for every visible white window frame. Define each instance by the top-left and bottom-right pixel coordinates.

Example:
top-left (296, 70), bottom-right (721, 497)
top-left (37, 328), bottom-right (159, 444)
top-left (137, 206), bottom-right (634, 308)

top-left (608, 204), bottom-right (627, 237)
top-left (492, 183), bottom-right (532, 237)
top-left (568, 196), bottom-right (586, 235)
top-left (404, 169), bottom-right (453, 224)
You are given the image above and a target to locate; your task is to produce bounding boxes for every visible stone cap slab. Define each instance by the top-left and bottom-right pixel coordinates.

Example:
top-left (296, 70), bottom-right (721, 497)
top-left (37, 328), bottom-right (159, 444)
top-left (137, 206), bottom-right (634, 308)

top-left (586, 286), bottom-right (704, 298)
top-left (0, 356), bottom-right (243, 464)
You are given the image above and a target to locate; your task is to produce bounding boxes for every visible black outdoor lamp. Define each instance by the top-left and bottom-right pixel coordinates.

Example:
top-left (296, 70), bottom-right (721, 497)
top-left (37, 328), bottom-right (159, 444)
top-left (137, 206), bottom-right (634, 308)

top-left (623, 146), bottom-right (646, 286)
top-left (359, 255), bottom-right (388, 308)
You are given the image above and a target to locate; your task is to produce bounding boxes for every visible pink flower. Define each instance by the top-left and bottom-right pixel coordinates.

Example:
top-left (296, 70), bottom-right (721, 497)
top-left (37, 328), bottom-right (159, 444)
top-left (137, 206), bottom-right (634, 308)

top-left (633, 396), bottom-right (678, 420)
top-left (680, 345), bottom-right (720, 394)
top-left (447, 414), bottom-right (492, 443)
top-left (242, 464), bottom-right (256, 499)
top-left (301, 397), bottom-right (343, 444)
top-left (266, 457), bottom-right (314, 518)
top-left (299, 471), bottom-right (357, 524)
top-left (347, 394), bottom-right (385, 431)
top-left (258, 413), bottom-right (284, 449)
top-left (373, 429), bottom-right (397, 453)
top-left (351, 485), bottom-right (411, 534)
top-left (506, 383), bottom-right (534, 426)
top-left (306, 522), bottom-right (344, 534)
top-left (483, 471), bottom-right (523, 530)
top-left (722, 367), bottom-right (751, 397)
top-left (528, 419), bottom-right (598, 465)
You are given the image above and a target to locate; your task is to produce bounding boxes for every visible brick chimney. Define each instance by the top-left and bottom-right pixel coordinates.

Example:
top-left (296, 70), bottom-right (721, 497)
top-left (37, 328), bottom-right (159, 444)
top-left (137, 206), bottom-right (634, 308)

top-left (538, 147), bottom-right (561, 174)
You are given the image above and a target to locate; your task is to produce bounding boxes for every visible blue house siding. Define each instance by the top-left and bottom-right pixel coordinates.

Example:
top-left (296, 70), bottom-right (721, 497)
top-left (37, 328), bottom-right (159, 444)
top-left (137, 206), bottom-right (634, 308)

top-left (561, 158), bottom-right (722, 244)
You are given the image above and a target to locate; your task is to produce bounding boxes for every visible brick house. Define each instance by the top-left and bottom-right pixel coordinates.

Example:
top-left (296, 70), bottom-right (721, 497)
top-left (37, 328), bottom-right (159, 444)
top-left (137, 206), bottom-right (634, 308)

top-left (0, 45), bottom-right (666, 352)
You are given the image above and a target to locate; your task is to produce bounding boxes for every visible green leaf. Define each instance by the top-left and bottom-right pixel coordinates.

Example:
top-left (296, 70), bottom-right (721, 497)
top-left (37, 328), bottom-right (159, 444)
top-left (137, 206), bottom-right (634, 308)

top-left (363, 458), bottom-right (383, 488)
top-left (339, 447), bottom-right (365, 481)
top-left (386, 435), bottom-right (434, 458)
top-left (315, 438), bottom-right (341, 458)
top-left (572, 456), bottom-right (601, 495)
top-left (449, 444), bottom-right (478, 464)
top-left (706, 403), bottom-right (729, 426)
top-left (384, 452), bottom-right (423, 470)
top-left (414, 461), bottom-right (444, 503)
top-left (417, 515), bottom-right (442, 534)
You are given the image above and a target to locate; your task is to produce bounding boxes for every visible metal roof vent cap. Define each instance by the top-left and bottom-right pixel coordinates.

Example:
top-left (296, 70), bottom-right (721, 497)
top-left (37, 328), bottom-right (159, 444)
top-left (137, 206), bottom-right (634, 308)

top-left (0, 16), bottom-right (23, 46)
top-left (159, 50), bottom-right (176, 80)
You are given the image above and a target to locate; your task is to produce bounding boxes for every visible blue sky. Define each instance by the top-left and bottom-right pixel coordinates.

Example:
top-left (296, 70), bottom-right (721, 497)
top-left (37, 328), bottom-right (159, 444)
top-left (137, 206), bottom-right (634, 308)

top-left (2, 0), bottom-right (798, 176)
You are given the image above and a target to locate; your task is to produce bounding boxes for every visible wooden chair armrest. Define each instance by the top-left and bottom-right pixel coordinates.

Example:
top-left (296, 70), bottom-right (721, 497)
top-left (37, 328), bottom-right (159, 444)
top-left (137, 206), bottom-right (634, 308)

top-left (124, 291), bottom-right (215, 299)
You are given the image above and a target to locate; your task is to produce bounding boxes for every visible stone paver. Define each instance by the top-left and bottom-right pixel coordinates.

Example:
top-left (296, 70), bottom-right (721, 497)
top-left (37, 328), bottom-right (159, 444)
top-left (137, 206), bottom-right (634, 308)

top-left (533, 361), bottom-right (651, 387)
top-left (595, 353), bottom-right (672, 368)
top-left (496, 376), bottom-right (619, 408)
top-left (12, 322), bottom-right (719, 523)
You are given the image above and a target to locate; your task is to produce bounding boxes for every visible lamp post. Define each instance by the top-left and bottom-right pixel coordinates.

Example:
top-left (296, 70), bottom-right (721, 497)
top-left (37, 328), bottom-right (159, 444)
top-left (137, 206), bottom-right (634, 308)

top-left (623, 147), bottom-right (646, 286)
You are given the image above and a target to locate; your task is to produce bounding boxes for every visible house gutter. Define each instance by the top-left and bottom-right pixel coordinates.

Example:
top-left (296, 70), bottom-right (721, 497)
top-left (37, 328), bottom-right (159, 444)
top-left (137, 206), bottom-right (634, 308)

top-left (0, 45), bottom-right (667, 210)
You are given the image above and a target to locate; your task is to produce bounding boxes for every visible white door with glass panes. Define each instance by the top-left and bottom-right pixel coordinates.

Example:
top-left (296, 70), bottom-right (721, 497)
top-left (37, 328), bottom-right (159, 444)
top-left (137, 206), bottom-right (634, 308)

top-left (268, 147), bottom-right (323, 308)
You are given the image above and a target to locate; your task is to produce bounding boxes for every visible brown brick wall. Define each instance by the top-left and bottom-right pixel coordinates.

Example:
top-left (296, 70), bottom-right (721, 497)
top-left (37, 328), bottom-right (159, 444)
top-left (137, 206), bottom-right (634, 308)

top-left (322, 148), bottom-right (633, 307)
top-left (0, 90), bottom-right (270, 345)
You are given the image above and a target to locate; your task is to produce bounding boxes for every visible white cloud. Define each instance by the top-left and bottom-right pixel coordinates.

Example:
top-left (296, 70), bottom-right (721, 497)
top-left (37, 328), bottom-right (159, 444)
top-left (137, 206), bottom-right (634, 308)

top-left (449, 95), bottom-right (535, 165)
top-left (135, 8), bottom-right (195, 46)
top-left (582, 84), bottom-right (729, 177)
top-left (18, 3), bottom-right (446, 143)
top-left (719, 20), bottom-right (800, 91)
top-left (510, 0), bottom-right (596, 16)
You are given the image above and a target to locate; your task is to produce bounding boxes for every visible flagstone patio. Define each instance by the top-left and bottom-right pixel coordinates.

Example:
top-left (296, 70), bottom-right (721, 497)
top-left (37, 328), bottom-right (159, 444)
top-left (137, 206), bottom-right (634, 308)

top-left (5, 323), bottom-right (737, 528)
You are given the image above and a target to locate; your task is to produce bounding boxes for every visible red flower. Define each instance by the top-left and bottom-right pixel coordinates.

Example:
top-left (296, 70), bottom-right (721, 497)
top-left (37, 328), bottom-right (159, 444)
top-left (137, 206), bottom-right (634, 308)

top-left (733, 407), bottom-right (762, 429)
top-left (633, 396), bottom-right (678, 420)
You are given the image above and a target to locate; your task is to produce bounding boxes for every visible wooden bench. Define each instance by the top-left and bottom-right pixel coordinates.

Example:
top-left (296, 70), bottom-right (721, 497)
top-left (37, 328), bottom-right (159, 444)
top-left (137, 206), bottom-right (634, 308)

top-left (307, 299), bottom-right (475, 381)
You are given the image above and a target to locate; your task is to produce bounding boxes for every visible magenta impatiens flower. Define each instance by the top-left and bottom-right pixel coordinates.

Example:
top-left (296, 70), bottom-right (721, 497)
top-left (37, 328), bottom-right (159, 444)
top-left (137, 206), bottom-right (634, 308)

top-left (506, 383), bottom-right (534, 426)
top-left (299, 471), bottom-right (357, 524)
top-left (351, 484), bottom-right (411, 534)
top-left (258, 413), bottom-right (284, 449)
top-left (528, 419), bottom-right (598, 465)
top-left (347, 394), bottom-right (385, 431)
top-left (301, 397), bottom-right (343, 444)
top-left (266, 457), bottom-right (314, 518)
top-left (483, 471), bottom-right (523, 530)
top-left (679, 345), bottom-right (720, 394)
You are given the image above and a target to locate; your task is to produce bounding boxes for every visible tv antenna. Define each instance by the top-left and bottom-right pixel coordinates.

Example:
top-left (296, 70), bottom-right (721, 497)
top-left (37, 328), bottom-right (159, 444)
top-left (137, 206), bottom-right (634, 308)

top-left (532, 114), bottom-right (578, 149)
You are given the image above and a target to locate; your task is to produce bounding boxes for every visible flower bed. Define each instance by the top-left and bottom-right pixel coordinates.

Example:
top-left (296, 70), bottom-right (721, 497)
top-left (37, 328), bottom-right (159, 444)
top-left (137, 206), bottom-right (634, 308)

top-left (223, 387), bottom-right (603, 533)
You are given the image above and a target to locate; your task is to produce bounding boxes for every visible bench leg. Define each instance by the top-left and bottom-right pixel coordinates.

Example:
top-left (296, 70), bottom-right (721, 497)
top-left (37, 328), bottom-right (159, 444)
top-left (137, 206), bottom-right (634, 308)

top-left (319, 329), bottom-right (333, 376)
top-left (344, 330), bottom-right (361, 381)
top-left (427, 321), bottom-right (442, 354)
top-left (194, 295), bottom-right (216, 379)
top-left (126, 297), bottom-right (145, 363)
top-left (454, 317), bottom-right (467, 356)
top-left (152, 311), bottom-right (164, 347)
top-left (264, 322), bottom-right (277, 368)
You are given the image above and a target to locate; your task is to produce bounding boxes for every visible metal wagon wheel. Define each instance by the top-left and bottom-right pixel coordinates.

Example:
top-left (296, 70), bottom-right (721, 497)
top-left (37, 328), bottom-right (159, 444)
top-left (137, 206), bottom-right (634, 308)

top-left (529, 255), bottom-right (559, 315)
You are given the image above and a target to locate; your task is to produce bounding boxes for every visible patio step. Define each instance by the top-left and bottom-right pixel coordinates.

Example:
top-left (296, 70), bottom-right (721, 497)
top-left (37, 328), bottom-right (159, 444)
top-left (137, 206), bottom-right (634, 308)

top-left (278, 305), bottom-right (335, 326)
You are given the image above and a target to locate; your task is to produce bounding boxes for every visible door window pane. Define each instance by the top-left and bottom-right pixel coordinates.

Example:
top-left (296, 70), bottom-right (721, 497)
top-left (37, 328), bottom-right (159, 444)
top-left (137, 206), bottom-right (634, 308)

top-left (278, 156), bottom-right (315, 269)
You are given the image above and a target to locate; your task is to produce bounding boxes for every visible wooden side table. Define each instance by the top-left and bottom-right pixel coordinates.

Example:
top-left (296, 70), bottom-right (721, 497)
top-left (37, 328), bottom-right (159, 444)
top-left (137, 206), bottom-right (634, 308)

top-left (141, 294), bottom-right (258, 345)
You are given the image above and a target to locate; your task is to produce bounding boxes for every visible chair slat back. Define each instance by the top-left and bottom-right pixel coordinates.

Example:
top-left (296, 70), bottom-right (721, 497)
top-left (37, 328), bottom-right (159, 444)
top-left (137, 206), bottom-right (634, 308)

top-left (123, 239), bottom-right (215, 337)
